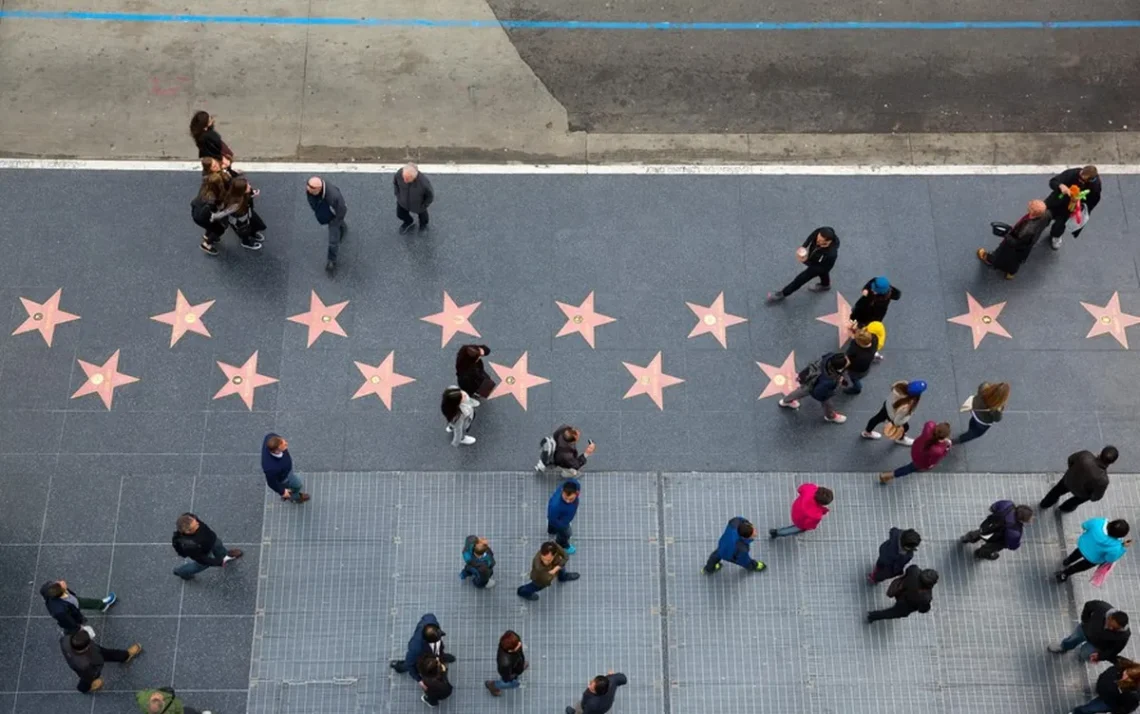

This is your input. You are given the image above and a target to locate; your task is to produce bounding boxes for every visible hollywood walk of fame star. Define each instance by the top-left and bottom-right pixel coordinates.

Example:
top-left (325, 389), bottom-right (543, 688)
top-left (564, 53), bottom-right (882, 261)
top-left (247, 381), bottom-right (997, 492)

top-left (947, 292), bottom-right (1012, 349)
top-left (12, 288), bottom-right (80, 347)
top-left (1081, 292), bottom-right (1140, 349)
top-left (71, 349), bottom-right (139, 409)
top-left (756, 350), bottom-right (799, 400)
top-left (555, 291), bottom-right (616, 348)
top-left (687, 292), bottom-right (748, 349)
top-left (421, 292), bottom-right (481, 348)
top-left (288, 291), bottom-right (349, 347)
top-left (488, 351), bottom-right (550, 411)
top-left (214, 351), bottom-right (278, 410)
top-left (151, 290), bottom-right (214, 347)
top-left (352, 352), bottom-right (416, 410)
top-left (623, 351), bottom-right (684, 410)
top-left (816, 292), bottom-right (853, 349)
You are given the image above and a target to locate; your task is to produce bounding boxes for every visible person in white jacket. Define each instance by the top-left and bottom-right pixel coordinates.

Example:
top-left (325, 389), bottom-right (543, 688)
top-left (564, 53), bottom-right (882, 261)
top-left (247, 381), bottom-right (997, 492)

top-left (441, 386), bottom-right (478, 446)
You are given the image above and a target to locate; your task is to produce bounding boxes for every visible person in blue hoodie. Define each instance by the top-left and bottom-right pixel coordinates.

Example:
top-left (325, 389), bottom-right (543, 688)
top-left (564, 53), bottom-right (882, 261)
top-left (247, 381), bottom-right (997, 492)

top-left (389, 614), bottom-right (454, 679)
top-left (547, 479), bottom-right (581, 554)
top-left (778, 353), bottom-right (850, 423)
top-left (868, 527), bottom-right (921, 584)
top-left (1056, 518), bottom-right (1132, 582)
top-left (262, 434), bottom-right (309, 503)
top-left (703, 517), bottom-right (766, 574)
top-left (460, 535), bottom-right (496, 589)
top-left (959, 501), bottom-right (1033, 560)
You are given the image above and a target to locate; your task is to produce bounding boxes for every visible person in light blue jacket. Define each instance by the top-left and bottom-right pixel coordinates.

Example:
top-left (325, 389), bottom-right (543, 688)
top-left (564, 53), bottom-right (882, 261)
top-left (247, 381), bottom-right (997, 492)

top-left (1056, 518), bottom-right (1131, 582)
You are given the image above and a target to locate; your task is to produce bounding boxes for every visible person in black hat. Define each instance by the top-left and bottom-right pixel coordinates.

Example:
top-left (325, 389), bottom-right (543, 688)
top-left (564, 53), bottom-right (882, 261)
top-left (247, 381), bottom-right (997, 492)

top-left (60, 628), bottom-right (142, 693)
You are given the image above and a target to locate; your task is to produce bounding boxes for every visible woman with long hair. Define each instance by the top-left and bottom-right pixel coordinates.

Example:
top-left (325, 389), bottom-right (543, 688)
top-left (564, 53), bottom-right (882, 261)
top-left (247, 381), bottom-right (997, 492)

top-left (879, 421), bottom-right (952, 484)
top-left (862, 379), bottom-right (926, 446)
top-left (441, 387), bottom-right (477, 446)
top-left (190, 110), bottom-right (232, 162)
top-left (210, 177), bottom-right (265, 251)
top-left (1071, 656), bottom-right (1140, 713)
top-left (455, 344), bottom-right (495, 402)
top-left (953, 382), bottom-right (1009, 445)
top-left (191, 173), bottom-right (231, 255)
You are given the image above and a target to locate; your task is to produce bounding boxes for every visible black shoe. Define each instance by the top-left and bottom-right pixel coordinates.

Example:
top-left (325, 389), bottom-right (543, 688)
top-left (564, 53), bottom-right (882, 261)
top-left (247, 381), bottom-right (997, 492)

top-left (1055, 571), bottom-right (1068, 583)
top-left (1038, 500), bottom-right (1054, 510)
top-left (518, 591), bottom-right (540, 601)
top-left (418, 223), bottom-right (430, 233)
top-left (975, 551), bottom-right (1000, 560)
top-left (200, 239), bottom-right (219, 256)
top-left (421, 695), bottom-right (437, 707)
top-left (241, 240), bottom-right (262, 251)
top-left (389, 659), bottom-right (406, 671)
top-left (560, 572), bottom-right (581, 582)
top-left (566, 708), bottom-right (576, 714)
top-left (325, 260), bottom-right (336, 274)
top-left (399, 222), bottom-right (415, 235)
top-left (440, 653), bottom-right (456, 663)
top-left (253, 232), bottom-right (266, 242)
top-left (960, 531), bottom-right (980, 543)
top-left (1058, 502), bottom-right (1079, 513)
top-left (769, 528), bottom-right (779, 539)
top-left (808, 283), bottom-right (831, 292)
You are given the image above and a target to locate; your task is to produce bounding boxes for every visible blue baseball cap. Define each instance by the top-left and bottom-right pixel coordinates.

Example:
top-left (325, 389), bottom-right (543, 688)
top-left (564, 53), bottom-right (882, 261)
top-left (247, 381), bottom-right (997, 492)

top-left (870, 277), bottom-right (890, 295)
top-left (906, 380), bottom-right (927, 397)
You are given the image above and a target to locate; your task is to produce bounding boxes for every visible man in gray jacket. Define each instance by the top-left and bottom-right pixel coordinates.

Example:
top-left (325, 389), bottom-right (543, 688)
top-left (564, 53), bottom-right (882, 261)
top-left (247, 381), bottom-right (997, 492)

top-left (305, 176), bottom-right (349, 274)
top-left (1040, 446), bottom-right (1117, 513)
top-left (394, 163), bottom-right (434, 234)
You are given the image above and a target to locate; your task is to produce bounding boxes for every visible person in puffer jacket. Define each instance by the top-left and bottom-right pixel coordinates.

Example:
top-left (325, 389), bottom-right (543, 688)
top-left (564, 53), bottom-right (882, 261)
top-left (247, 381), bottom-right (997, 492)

top-left (868, 527), bottom-right (921, 584)
top-left (959, 500), bottom-right (1034, 560)
top-left (459, 536), bottom-right (496, 589)
top-left (703, 517), bottom-right (766, 574)
top-left (1056, 518), bottom-right (1132, 582)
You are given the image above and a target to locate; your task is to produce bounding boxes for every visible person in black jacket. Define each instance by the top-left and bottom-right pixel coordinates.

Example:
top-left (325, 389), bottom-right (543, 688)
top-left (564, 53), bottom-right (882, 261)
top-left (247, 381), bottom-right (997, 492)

top-left (455, 344), bottom-right (494, 402)
top-left (850, 276), bottom-right (901, 328)
top-left (866, 565), bottom-right (937, 623)
top-left (567, 671), bottom-right (629, 714)
top-left (485, 630), bottom-right (527, 696)
top-left (394, 163), bottom-right (435, 234)
top-left (960, 501), bottom-right (1033, 560)
top-left (60, 628), bottom-right (142, 693)
top-left (192, 173), bottom-right (230, 256)
top-left (390, 614), bottom-right (454, 679)
top-left (766, 227), bottom-right (840, 302)
top-left (553, 425), bottom-right (595, 473)
top-left (977, 199), bottom-right (1051, 279)
top-left (189, 110), bottom-right (232, 162)
top-left (1050, 601), bottom-right (1131, 664)
top-left (171, 513), bottom-right (242, 580)
top-left (416, 654), bottom-right (453, 708)
top-left (1044, 165), bottom-right (1101, 250)
top-left (868, 528), bottom-right (921, 584)
top-left (40, 580), bottom-right (116, 634)
top-left (1071, 659), bottom-right (1140, 714)
top-left (1041, 446), bottom-right (1117, 513)
top-left (841, 327), bottom-right (879, 395)
top-left (305, 176), bottom-right (349, 274)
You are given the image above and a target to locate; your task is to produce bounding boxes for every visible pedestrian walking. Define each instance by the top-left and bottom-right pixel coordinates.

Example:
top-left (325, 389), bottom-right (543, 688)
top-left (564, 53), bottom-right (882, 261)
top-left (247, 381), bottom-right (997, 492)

top-left (189, 110), bottom-right (232, 162)
top-left (766, 227), bottom-right (839, 302)
top-left (137, 687), bottom-right (211, 714)
top-left (60, 628), bottom-right (142, 693)
top-left (389, 614), bottom-right (455, 677)
top-left (394, 163), bottom-right (434, 234)
top-left (840, 325), bottom-right (880, 395)
top-left (441, 386), bottom-right (478, 446)
top-left (862, 379), bottom-right (925, 445)
top-left (566, 671), bottom-right (628, 714)
top-left (191, 173), bottom-right (230, 256)
top-left (416, 654), bottom-right (453, 708)
top-left (304, 176), bottom-right (349, 274)
top-left (210, 177), bottom-right (265, 251)
top-left (456, 344), bottom-right (495, 400)
top-left (703, 517), bottom-right (766, 574)
top-left (460, 535), bottom-right (496, 589)
top-left (170, 513), bottom-right (242, 580)
top-left (959, 501), bottom-right (1033, 560)
top-left (879, 421), bottom-right (952, 484)
top-left (866, 565), bottom-right (937, 623)
top-left (867, 527), bottom-right (921, 584)
top-left (978, 199), bottom-right (1051, 279)
top-left (770, 483), bottom-right (833, 539)
top-left (1049, 600), bottom-right (1131, 664)
top-left (40, 580), bottom-right (116, 634)
top-left (1069, 659), bottom-right (1140, 714)
top-left (547, 479), bottom-right (581, 553)
top-left (517, 541), bottom-right (580, 601)
top-left (262, 433), bottom-right (310, 503)
top-left (485, 630), bottom-right (527, 697)
top-left (850, 276), bottom-right (901, 328)
top-left (537, 425), bottom-right (596, 475)
top-left (1040, 446), bottom-right (1117, 513)
top-left (778, 352), bottom-right (850, 423)
top-left (1055, 518), bottom-right (1131, 583)
top-left (951, 381), bottom-right (1010, 445)
top-left (1044, 165), bottom-right (1101, 250)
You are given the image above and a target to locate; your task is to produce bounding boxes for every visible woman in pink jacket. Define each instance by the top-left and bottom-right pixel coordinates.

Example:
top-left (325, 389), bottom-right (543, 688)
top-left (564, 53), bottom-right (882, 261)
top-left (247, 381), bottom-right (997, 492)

top-left (879, 422), bottom-right (952, 484)
top-left (769, 483), bottom-right (834, 538)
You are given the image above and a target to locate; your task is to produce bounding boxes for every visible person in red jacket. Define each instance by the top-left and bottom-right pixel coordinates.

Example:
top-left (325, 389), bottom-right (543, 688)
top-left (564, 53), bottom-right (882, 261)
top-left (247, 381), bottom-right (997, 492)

top-left (769, 483), bottom-right (833, 539)
top-left (879, 422), bottom-right (951, 484)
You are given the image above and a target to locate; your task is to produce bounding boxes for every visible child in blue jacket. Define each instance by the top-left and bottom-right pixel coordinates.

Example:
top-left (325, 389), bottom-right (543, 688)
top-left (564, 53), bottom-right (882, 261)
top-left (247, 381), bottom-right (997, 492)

top-left (460, 536), bottom-right (496, 589)
top-left (1056, 518), bottom-right (1131, 582)
top-left (547, 479), bottom-right (581, 554)
top-left (703, 517), bottom-right (766, 574)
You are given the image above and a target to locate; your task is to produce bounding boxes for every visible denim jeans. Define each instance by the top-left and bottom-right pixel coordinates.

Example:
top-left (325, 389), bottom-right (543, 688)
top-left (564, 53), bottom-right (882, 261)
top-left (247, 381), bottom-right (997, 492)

top-left (173, 540), bottom-right (228, 579)
top-left (1072, 697), bottom-right (1113, 714)
top-left (953, 416), bottom-right (990, 445)
top-left (1059, 624), bottom-right (1097, 661)
top-left (547, 523), bottom-right (572, 548)
top-left (893, 462), bottom-right (919, 479)
top-left (493, 678), bottom-right (521, 690)
top-left (461, 565), bottom-right (493, 588)
top-left (281, 471), bottom-right (304, 502)
top-left (771, 525), bottom-right (804, 538)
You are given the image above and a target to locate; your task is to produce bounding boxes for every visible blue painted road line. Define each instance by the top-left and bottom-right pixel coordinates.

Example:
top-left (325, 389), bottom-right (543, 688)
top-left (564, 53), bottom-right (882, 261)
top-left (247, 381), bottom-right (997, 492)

top-left (1, 9), bottom-right (1140, 31)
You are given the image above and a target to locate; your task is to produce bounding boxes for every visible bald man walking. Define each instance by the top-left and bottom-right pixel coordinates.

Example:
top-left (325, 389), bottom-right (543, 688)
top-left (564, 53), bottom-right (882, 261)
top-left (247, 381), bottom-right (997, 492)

top-left (394, 163), bottom-right (434, 234)
top-left (305, 176), bottom-right (349, 274)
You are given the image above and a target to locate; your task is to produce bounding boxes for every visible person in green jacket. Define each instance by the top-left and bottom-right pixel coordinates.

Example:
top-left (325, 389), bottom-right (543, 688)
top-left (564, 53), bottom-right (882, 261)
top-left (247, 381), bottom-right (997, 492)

top-left (136, 688), bottom-right (211, 714)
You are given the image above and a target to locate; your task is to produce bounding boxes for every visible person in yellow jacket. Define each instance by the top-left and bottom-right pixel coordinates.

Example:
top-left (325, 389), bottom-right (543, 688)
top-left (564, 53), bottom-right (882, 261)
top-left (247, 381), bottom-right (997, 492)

top-left (136, 687), bottom-right (211, 714)
top-left (841, 321), bottom-right (886, 395)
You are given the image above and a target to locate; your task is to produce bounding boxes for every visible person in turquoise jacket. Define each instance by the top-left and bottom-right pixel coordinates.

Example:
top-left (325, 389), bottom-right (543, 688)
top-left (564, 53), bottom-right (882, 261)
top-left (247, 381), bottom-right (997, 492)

top-left (1056, 518), bottom-right (1132, 582)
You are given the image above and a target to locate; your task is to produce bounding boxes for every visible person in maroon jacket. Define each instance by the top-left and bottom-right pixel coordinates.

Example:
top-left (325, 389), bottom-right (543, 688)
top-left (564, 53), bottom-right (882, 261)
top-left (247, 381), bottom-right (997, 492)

top-left (879, 421), bottom-right (951, 484)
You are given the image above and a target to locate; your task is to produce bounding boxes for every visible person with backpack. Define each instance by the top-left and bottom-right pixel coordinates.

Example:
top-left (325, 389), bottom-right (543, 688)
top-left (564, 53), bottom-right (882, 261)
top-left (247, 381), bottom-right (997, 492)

top-left (1056, 518), bottom-right (1132, 583)
top-left (866, 565), bottom-right (938, 623)
top-left (850, 276), bottom-right (901, 329)
top-left (703, 517), bottom-right (766, 574)
top-left (766, 227), bottom-right (840, 302)
top-left (1040, 446), bottom-right (1117, 513)
top-left (485, 630), bottom-right (527, 696)
top-left (878, 421), bottom-right (952, 484)
top-left (862, 379), bottom-right (924, 446)
top-left (868, 527), bottom-right (921, 584)
top-left (536, 425), bottom-right (596, 475)
top-left (547, 479), bottom-right (581, 553)
top-left (959, 501), bottom-right (1034, 560)
top-left (777, 353), bottom-right (850, 423)
top-left (136, 687), bottom-right (211, 714)
top-left (209, 176), bottom-right (265, 251)
top-left (170, 513), bottom-right (242, 580)
top-left (460, 535), bottom-right (496, 589)
top-left (840, 324), bottom-right (882, 395)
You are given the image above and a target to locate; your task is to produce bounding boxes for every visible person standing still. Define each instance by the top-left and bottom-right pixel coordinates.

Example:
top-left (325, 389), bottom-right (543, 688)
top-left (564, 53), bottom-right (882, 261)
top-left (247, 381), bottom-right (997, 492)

top-left (566, 672), bottom-right (628, 714)
top-left (1040, 446), bottom-right (1117, 513)
top-left (485, 630), bottom-right (527, 696)
top-left (395, 163), bottom-right (434, 234)
top-left (262, 433), bottom-right (310, 503)
top-left (766, 227), bottom-right (839, 302)
top-left (171, 513), bottom-right (242, 580)
top-left (305, 176), bottom-right (349, 274)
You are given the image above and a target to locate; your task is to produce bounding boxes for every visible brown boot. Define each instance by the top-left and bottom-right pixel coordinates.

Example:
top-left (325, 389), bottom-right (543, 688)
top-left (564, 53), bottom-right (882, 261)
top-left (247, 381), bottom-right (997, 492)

top-left (88, 677), bottom-right (104, 692)
top-left (298, 493), bottom-right (311, 503)
top-left (125, 643), bottom-right (143, 662)
top-left (226, 549), bottom-right (243, 559)
top-left (878, 472), bottom-right (894, 484)
top-left (976, 248), bottom-right (991, 265)
top-left (485, 680), bottom-right (502, 697)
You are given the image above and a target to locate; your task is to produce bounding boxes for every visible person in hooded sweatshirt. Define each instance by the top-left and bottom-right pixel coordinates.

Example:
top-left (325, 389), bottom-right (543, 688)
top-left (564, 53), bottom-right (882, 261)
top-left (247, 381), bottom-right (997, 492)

top-left (1041, 446), bottom-right (1117, 513)
top-left (1050, 600), bottom-right (1131, 664)
top-left (40, 580), bottom-right (116, 634)
top-left (416, 654), bottom-right (454, 708)
top-left (879, 421), bottom-right (951, 485)
top-left (866, 565), bottom-right (938, 623)
top-left (60, 628), bottom-right (142, 693)
top-left (261, 433), bottom-right (309, 503)
top-left (1070, 657), bottom-right (1140, 714)
top-left (959, 501), bottom-right (1034, 560)
top-left (459, 535), bottom-right (496, 589)
top-left (547, 479), bottom-right (581, 553)
top-left (1044, 164), bottom-right (1102, 250)
top-left (850, 276), bottom-right (901, 329)
top-left (389, 614), bottom-right (454, 678)
top-left (778, 352), bottom-right (850, 423)
top-left (868, 528), bottom-right (921, 584)
top-left (769, 483), bottom-right (833, 539)
top-left (766, 227), bottom-right (839, 302)
top-left (1056, 518), bottom-right (1131, 583)
top-left (703, 517), bottom-right (766, 574)
top-left (485, 630), bottom-right (527, 697)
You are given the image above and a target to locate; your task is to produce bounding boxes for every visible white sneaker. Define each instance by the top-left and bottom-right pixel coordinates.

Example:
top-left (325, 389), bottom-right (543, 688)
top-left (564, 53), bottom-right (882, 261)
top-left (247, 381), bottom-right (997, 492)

top-left (222, 555), bottom-right (234, 565)
top-left (894, 436), bottom-right (915, 446)
top-left (535, 460), bottom-right (546, 472)
top-left (873, 351), bottom-right (884, 363)
top-left (445, 425), bottom-right (453, 433)
top-left (469, 398), bottom-right (481, 407)
top-left (1051, 235), bottom-right (1063, 250)
top-left (1047, 644), bottom-right (1064, 654)
top-left (778, 398), bottom-right (800, 410)
top-left (484, 578), bottom-right (497, 589)
top-left (460, 436), bottom-right (476, 445)
top-left (824, 413), bottom-right (847, 424)
top-left (861, 430), bottom-right (882, 440)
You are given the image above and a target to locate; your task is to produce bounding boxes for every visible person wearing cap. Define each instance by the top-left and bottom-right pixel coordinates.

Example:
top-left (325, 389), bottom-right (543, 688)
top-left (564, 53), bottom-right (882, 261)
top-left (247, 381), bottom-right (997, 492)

top-left (977, 199), bottom-right (1051, 279)
top-left (851, 276), bottom-right (901, 330)
top-left (868, 527), bottom-right (921, 584)
top-left (879, 421), bottom-right (952, 484)
top-left (304, 176), bottom-right (349, 274)
top-left (766, 227), bottom-right (839, 302)
top-left (863, 379), bottom-right (925, 446)
top-left (866, 565), bottom-right (938, 623)
top-left (769, 483), bottom-right (833, 539)
top-left (389, 614), bottom-right (454, 680)
top-left (959, 501), bottom-right (1034, 560)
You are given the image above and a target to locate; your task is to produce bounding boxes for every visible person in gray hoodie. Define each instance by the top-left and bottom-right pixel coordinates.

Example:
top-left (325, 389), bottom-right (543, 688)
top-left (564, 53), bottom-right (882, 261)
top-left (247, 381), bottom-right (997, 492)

top-left (394, 163), bottom-right (435, 234)
top-left (441, 386), bottom-right (477, 446)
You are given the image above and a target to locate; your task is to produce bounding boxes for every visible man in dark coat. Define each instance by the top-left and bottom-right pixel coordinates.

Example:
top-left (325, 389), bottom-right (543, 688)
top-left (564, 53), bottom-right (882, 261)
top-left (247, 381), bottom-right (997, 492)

top-left (567, 672), bottom-right (629, 714)
top-left (868, 528), bottom-right (921, 584)
top-left (977, 199), bottom-right (1051, 278)
top-left (305, 176), bottom-right (349, 274)
top-left (1044, 164), bottom-right (1101, 250)
top-left (171, 513), bottom-right (242, 580)
top-left (767, 227), bottom-right (839, 302)
top-left (1040, 446), bottom-right (1118, 513)
top-left (867, 565), bottom-right (937, 623)
top-left (1051, 600), bottom-right (1131, 663)
top-left (959, 501), bottom-right (1034, 560)
top-left (40, 580), bottom-right (116, 634)
top-left (850, 276), bottom-right (901, 327)
top-left (60, 629), bottom-right (142, 693)
top-left (704, 517), bottom-right (766, 574)
top-left (389, 614), bottom-right (454, 679)
top-left (394, 163), bottom-right (435, 234)
top-left (1071, 662), bottom-right (1140, 714)
top-left (262, 433), bottom-right (309, 503)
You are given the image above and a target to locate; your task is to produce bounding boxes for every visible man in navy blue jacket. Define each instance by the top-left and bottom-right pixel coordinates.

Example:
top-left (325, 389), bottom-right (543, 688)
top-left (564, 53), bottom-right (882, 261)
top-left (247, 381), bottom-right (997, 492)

top-left (960, 500), bottom-right (1033, 560)
top-left (390, 614), bottom-right (455, 681)
top-left (547, 479), bottom-right (581, 554)
top-left (703, 517), bottom-right (766, 574)
top-left (868, 527), bottom-right (921, 584)
top-left (262, 434), bottom-right (309, 503)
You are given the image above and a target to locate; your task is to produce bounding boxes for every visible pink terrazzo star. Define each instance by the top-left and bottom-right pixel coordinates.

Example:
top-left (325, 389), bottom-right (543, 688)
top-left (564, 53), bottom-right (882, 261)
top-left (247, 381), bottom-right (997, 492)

top-left (623, 351), bottom-right (684, 410)
top-left (1081, 292), bottom-right (1140, 349)
top-left (947, 292), bottom-right (1012, 349)
top-left (71, 349), bottom-right (139, 409)
top-left (488, 351), bottom-right (550, 411)
top-left (213, 351), bottom-right (278, 410)
top-left (287, 291), bottom-right (349, 347)
top-left (687, 292), bottom-right (748, 348)
top-left (556, 291), bottom-right (616, 348)
top-left (756, 350), bottom-right (799, 400)
top-left (151, 290), bottom-right (214, 347)
top-left (12, 289), bottom-right (80, 347)
top-left (421, 292), bottom-right (481, 348)
top-left (352, 352), bottom-right (416, 410)
top-left (815, 292), bottom-right (853, 349)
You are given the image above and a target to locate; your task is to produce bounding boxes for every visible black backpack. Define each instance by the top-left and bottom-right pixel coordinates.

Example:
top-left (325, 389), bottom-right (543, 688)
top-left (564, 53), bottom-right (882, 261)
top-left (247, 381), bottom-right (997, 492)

top-left (190, 196), bottom-right (214, 229)
top-left (797, 353), bottom-right (831, 386)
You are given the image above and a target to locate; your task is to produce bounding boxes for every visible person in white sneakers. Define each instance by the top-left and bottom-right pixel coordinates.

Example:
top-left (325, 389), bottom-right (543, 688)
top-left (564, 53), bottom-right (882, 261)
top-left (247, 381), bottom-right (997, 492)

top-left (778, 353), bottom-right (850, 423)
top-left (441, 386), bottom-right (478, 446)
top-left (862, 380), bottom-right (925, 446)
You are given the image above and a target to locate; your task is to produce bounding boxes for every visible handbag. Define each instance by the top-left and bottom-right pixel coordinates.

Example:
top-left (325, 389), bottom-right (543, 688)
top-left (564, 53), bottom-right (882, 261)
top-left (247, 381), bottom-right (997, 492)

top-left (1091, 562), bottom-right (1115, 587)
top-left (882, 422), bottom-right (905, 441)
top-left (1066, 204), bottom-right (1090, 233)
top-left (959, 396), bottom-right (973, 413)
top-left (990, 222), bottom-right (1012, 238)
top-left (886, 575), bottom-right (904, 598)
top-left (475, 376), bottom-right (496, 399)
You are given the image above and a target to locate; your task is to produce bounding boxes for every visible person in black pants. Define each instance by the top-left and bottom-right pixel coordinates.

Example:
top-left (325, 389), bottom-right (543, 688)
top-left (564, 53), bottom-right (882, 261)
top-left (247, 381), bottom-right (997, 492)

top-left (867, 565), bottom-right (937, 623)
top-left (867, 527), bottom-right (921, 584)
top-left (959, 501), bottom-right (1033, 560)
top-left (1044, 164), bottom-right (1101, 250)
top-left (1040, 446), bottom-right (1117, 513)
top-left (767, 227), bottom-right (839, 302)
top-left (416, 654), bottom-right (453, 708)
top-left (60, 629), bottom-right (142, 693)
